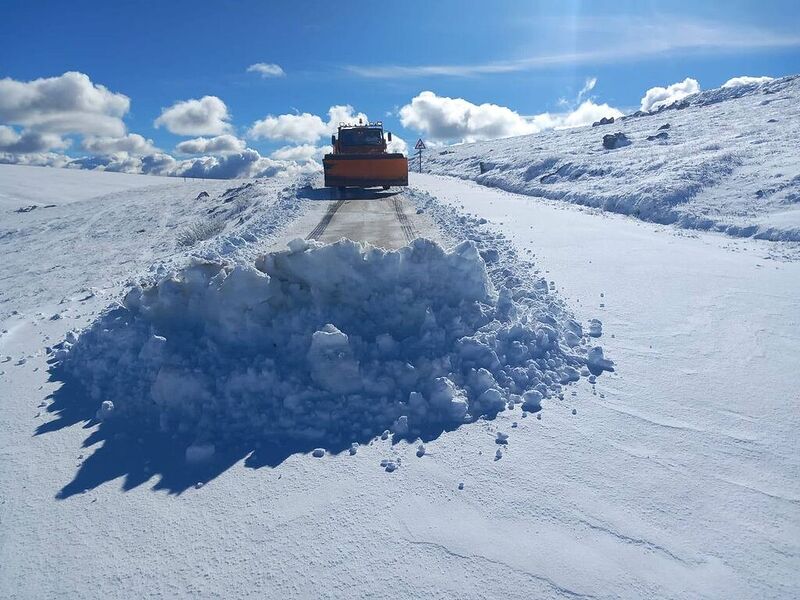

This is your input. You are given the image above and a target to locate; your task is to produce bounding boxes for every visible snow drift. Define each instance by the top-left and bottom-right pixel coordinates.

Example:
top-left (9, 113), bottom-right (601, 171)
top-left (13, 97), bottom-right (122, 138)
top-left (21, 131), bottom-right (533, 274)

top-left (57, 237), bottom-right (610, 450)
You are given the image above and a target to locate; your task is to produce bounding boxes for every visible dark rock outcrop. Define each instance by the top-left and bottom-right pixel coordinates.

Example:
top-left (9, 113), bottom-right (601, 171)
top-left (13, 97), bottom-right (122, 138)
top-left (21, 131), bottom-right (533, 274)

top-left (602, 132), bottom-right (631, 149)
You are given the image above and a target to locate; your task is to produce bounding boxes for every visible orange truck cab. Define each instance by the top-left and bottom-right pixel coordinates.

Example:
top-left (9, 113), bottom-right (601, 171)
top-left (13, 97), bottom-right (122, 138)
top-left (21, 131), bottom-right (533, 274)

top-left (323, 121), bottom-right (408, 190)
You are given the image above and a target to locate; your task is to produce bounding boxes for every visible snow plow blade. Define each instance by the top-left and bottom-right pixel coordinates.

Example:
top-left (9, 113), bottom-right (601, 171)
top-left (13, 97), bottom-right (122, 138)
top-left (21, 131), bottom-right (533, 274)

top-left (323, 153), bottom-right (408, 188)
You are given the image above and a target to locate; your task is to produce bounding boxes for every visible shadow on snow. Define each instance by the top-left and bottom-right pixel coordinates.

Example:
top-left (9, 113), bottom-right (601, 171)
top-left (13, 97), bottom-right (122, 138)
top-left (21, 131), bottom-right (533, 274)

top-left (38, 361), bottom-right (470, 499)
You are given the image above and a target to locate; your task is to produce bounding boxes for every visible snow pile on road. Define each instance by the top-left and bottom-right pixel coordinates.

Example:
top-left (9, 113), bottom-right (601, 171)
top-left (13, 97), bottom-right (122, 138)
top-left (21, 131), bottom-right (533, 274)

top-left (57, 237), bottom-right (610, 448)
top-left (423, 75), bottom-right (800, 241)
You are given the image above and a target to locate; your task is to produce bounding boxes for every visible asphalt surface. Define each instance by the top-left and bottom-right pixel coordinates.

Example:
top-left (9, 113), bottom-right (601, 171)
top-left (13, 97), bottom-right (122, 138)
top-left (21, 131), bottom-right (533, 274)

top-left (304, 188), bottom-right (435, 249)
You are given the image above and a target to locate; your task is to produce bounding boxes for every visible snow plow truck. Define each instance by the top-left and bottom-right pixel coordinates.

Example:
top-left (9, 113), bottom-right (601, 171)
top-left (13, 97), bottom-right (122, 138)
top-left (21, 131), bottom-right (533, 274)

top-left (323, 120), bottom-right (408, 190)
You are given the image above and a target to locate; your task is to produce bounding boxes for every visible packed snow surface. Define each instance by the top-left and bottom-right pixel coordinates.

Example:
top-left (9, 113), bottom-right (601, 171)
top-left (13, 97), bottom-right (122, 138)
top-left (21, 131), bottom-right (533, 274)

top-left (424, 75), bottom-right (800, 241)
top-left (58, 237), bottom-right (609, 449)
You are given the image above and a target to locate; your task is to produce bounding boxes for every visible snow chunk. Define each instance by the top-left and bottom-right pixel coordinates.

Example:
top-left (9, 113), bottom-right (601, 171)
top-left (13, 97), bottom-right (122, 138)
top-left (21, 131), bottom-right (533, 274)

top-left (185, 443), bottom-right (215, 464)
top-left (587, 346), bottom-right (615, 376)
top-left (308, 324), bottom-right (360, 394)
top-left (521, 390), bottom-right (543, 412)
top-left (391, 415), bottom-right (409, 436)
top-left (588, 319), bottom-right (603, 337)
top-left (95, 400), bottom-right (115, 421)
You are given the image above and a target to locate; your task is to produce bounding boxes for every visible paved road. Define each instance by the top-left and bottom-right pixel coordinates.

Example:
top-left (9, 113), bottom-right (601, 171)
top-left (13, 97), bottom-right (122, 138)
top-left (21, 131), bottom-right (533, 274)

top-left (304, 189), bottom-right (435, 249)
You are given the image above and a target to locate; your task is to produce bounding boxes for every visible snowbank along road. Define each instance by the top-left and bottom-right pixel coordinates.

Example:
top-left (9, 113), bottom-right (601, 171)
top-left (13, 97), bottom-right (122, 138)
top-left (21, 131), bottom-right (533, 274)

top-left (1, 76), bottom-right (799, 600)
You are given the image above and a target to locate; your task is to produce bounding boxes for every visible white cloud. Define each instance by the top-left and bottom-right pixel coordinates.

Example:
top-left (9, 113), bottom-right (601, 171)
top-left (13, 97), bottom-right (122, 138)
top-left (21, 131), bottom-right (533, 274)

top-left (270, 144), bottom-right (326, 162)
top-left (175, 134), bottom-right (246, 155)
top-left (399, 91), bottom-right (622, 144)
top-left (577, 77), bottom-right (597, 103)
top-left (721, 75), bottom-right (774, 88)
top-left (0, 151), bottom-right (72, 168)
top-left (348, 18), bottom-right (800, 78)
top-left (140, 153), bottom-right (179, 176)
top-left (154, 96), bottom-right (232, 136)
top-left (247, 63), bottom-right (285, 78)
top-left (386, 134), bottom-right (407, 155)
top-left (325, 105), bottom-right (369, 132)
top-left (101, 153), bottom-right (147, 173)
top-left (0, 125), bottom-right (69, 153)
top-left (248, 112), bottom-right (326, 143)
top-left (640, 78), bottom-right (700, 112)
top-left (49, 146), bottom-right (321, 180)
top-left (559, 100), bottom-right (623, 128)
top-left (164, 150), bottom-right (319, 179)
top-left (81, 133), bottom-right (157, 156)
top-left (399, 92), bottom-right (539, 143)
top-left (0, 71), bottom-right (129, 136)
top-left (248, 105), bottom-right (368, 144)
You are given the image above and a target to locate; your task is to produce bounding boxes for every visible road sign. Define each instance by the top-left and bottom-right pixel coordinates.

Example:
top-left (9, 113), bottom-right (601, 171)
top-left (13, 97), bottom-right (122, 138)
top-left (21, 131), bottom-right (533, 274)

top-left (414, 139), bottom-right (426, 150)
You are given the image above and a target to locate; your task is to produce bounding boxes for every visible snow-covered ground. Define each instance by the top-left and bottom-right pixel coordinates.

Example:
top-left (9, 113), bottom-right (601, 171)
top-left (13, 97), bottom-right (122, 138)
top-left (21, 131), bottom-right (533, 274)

top-left (1, 141), bottom-right (799, 599)
top-left (424, 75), bottom-right (800, 242)
top-left (0, 168), bottom-right (310, 321)
top-left (0, 163), bottom-right (189, 209)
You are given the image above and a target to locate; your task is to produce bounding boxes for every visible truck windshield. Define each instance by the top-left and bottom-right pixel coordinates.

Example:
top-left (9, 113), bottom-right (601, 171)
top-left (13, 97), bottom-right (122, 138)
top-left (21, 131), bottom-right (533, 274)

top-left (339, 128), bottom-right (383, 146)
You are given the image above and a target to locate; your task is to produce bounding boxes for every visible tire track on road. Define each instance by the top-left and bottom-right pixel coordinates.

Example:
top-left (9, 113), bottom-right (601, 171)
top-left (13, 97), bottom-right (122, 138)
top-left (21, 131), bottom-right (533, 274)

top-left (306, 199), bottom-right (345, 240)
top-left (392, 196), bottom-right (418, 243)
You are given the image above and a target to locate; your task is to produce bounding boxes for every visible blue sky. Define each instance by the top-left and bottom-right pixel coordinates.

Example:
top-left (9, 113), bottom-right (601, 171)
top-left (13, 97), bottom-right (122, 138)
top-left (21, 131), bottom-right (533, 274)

top-left (1, 0), bottom-right (798, 177)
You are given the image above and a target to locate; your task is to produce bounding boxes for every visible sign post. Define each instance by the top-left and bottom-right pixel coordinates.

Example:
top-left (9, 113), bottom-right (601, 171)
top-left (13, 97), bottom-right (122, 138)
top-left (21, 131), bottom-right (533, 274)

top-left (414, 138), bottom-right (426, 174)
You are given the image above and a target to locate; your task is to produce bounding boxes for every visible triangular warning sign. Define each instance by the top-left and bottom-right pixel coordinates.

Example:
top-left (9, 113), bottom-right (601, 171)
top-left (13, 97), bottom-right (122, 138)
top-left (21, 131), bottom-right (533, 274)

top-left (414, 138), bottom-right (426, 150)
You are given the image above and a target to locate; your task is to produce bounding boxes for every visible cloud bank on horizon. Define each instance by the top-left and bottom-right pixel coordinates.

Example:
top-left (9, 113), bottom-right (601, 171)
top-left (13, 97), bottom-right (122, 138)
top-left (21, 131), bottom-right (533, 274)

top-left (0, 70), bottom-right (782, 179)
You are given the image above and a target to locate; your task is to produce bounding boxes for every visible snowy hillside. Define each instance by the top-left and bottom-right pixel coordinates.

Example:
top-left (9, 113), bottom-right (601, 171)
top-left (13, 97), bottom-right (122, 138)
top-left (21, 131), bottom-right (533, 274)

top-left (424, 75), bottom-right (800, 241)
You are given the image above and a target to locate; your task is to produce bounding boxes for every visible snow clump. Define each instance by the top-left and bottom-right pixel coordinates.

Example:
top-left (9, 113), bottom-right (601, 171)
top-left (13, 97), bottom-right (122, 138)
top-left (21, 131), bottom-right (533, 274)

top-left (58, 237), bottom-right (610, 450)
